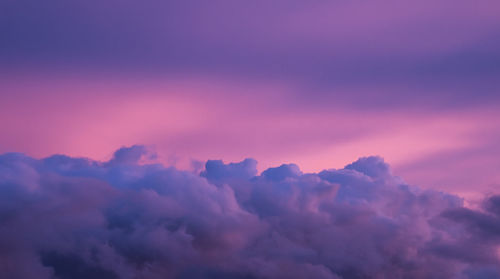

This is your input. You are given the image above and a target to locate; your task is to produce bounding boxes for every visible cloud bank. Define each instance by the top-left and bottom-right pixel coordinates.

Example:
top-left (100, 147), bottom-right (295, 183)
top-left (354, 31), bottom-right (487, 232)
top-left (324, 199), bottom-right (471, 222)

top-left (0, 145), bottom-right (499, 278)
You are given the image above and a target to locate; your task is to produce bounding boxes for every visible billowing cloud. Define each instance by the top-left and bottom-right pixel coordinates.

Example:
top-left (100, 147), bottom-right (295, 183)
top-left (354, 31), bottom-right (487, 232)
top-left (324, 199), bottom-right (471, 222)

top-left (0, 145), bottom-right (499, 278)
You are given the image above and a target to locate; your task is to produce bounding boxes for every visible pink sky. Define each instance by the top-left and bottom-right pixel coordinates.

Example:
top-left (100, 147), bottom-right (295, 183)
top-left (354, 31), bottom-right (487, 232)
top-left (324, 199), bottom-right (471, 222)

top-left (1, 0), bottom-right (500, 201)
top-left (2, 74), bottom-right (499, 198)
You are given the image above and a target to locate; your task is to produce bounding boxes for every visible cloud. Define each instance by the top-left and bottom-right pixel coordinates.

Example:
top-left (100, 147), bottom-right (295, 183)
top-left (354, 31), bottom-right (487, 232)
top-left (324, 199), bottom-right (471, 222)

top-left (0, 145), bottom-right (499, 278)
top-left (201, 158), bottom-right (257, 184)
top-left (107, 145), bottom-right (153, 166)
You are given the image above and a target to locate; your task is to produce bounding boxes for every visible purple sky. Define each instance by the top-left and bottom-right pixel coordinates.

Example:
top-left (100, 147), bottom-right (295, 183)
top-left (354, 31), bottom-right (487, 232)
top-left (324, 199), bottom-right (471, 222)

top-left (1, 1), bottom-right (500, 196)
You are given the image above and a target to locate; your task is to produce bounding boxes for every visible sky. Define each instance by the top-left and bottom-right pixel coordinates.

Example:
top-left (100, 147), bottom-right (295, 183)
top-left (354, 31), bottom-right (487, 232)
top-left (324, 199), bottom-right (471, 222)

top-left (1, 1), bottom-right (500, 278)
top-left (1, 1), bottom-right (500, 197)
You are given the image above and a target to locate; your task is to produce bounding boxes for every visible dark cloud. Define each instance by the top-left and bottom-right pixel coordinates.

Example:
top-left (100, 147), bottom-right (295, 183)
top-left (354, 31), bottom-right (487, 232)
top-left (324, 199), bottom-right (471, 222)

top-left (0, 146), bottom-right (499, 278)
top-left (261, 164), bottom-right (302, 182)
top-left (201, 158), bottom-right (257, 185)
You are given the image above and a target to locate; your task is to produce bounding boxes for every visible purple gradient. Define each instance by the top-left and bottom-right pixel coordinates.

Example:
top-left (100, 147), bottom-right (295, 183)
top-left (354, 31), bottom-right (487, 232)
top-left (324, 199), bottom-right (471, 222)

top-left (1, 1), bottom-right (500, 277)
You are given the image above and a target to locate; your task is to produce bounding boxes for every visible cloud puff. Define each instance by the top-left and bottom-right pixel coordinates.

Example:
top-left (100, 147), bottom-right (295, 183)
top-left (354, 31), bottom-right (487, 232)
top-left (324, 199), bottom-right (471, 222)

top-left (0, 146), bottom-right (499, 278)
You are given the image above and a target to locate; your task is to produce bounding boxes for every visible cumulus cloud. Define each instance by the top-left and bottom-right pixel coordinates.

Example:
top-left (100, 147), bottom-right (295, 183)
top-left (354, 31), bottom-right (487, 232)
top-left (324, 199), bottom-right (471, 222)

top-left (0, 145), bottom-right (499, 278)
